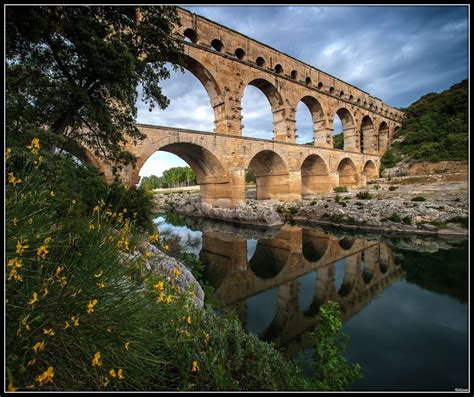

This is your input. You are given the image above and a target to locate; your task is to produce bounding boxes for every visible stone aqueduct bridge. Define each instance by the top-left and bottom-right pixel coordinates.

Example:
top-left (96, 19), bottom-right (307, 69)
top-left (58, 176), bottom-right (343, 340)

top-left (88, 7), bottom-right (404, 208)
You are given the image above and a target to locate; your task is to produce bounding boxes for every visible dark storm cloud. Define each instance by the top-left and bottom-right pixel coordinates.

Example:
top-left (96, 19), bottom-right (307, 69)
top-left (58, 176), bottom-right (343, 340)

top-left (136, 5), bottom-right (467, 144)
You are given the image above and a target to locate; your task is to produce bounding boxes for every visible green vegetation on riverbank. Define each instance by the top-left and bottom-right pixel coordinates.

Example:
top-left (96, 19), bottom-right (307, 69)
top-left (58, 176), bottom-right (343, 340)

top-left (6, 139), bottom-right (361, 391)
top-left (381, 79), bottom-right (468, 169)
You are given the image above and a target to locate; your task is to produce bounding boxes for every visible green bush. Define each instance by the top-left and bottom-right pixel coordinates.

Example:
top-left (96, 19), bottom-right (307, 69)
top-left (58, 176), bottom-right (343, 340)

top-left (411, 196), bottom-right (426, 202)
top-left (333, 187), bottom-right (348, 193)
top-left (356, 191), bottom-right (372, 200)
top-left (388, 186), bottom-right (398, 191)
top-left (388, 212), bottom-right (402, 223)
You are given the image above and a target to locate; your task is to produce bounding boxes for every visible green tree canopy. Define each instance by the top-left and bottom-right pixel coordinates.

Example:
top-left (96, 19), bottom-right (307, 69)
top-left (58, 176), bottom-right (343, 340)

top-left (381, 79), bottom-right (468, 168)
top-left (6, 6), bottom-right (183, 170)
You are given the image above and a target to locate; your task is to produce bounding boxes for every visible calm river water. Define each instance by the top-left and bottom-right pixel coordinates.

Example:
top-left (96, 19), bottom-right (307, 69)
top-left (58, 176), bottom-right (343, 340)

top-left (154, 212), bottom-right (468, 391)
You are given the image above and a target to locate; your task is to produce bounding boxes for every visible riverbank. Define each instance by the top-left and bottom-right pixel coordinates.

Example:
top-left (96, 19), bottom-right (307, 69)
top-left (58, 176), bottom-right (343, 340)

top-left (153, 174), bottom-right (468, 237)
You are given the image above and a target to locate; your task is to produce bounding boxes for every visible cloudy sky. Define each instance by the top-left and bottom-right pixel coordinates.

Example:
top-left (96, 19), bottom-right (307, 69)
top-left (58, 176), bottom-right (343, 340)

top-left (137, 5), bottom-right (468, 177)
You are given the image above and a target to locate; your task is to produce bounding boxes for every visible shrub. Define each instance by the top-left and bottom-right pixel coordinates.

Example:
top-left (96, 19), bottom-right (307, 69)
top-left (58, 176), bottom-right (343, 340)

top-left (388, 212), bottom-right (402, 223)
top-left (402, 216), bottom-right (412, 225)
top-left (333, 187), bottom-right (348, 193)
top-left (388, 186), bottom-right (398, 191)
top-left (356, 191), bottom-right (372, 200)
top-left (411, 196), bottom-right (426, 202)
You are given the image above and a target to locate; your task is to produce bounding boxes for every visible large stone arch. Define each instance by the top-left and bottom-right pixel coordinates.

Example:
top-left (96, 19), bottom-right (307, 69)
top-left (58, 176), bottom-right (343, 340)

top-left (241, 77), bottom-right (286, 140)
top-left (247, 150), bottom-right (290, 200)
top-left (337, 158), bottom-right (359, 188)
top-left (378, 121), bottom-right (389, 154)
top-left (294, 95), bottom-right (328, 147)
top-left (301, 154), bottom-right (331, 194)
top-left (363, 160), bottom-right (378, 181)
top-left (176, 53), bottom-right (227, 133)
top-left (249, 240), bottom-right (289, 279)
top-left (132, 139), bottom-right (235, 207)
top-left (334, 108), bottom-right (357, 152)
top-left (360, 115), bottom-right (376, 154)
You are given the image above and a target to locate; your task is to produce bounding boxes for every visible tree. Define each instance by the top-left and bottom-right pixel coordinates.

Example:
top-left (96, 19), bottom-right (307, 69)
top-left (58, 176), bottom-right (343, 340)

top-left (6, 6), bottom-right (184, 171)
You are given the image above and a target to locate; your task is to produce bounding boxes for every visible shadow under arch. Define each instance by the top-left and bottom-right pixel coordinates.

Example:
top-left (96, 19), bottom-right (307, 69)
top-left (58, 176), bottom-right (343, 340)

top-left (247, 150), bottom-right (290, 200)
top-left (301, 154), bottom-right (331, 194)
top-left (337, 158), bottom-right (359, 188)
top-left (378, 121), bottom-right (389, 154)
top-left (363, 160), bottom-right (378, 180)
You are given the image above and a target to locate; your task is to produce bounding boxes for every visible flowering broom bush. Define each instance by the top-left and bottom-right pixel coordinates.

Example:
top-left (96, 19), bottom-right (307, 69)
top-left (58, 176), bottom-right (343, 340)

top-left (6, 138), bottom-right (360, 391)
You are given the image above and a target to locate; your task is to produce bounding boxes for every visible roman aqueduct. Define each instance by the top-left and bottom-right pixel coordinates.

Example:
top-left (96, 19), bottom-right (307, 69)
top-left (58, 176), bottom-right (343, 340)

top-left (80, 7), bottom-right (404, 208)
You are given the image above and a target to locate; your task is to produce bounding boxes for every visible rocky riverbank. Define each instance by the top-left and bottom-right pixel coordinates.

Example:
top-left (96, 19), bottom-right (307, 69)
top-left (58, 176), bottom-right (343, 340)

top-left (152, 176), bottom-right (468, 236)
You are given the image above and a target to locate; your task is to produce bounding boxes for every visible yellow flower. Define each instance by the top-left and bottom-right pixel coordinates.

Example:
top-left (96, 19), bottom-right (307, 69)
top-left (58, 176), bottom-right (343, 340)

top-left (36, 245), bottom-right (49, 260)
top-left (92, 351), bottom-right (102, 367)
top-left (50, 191), bottom-right (56, 197)
top-left (88, 223), bottom-right (95, 231)
top-left (117, 368), bottom-right (124, 380)
top-left (71, 316), bottom-right (80, 327)
top-left (165, 295), bottom-right (173, 304)
top-left (43, 328), bottom-right (55, 336)
top-left (149, 232), bottom-right (160, 243)
top-left (109, 369), bottom-right (117, 378)
top-left (8, 382), bottom-right (17, 392)
top-left (145, 251), bottom-right (152, 258)
top-left (153, 281), bottom-right (164, 292)
top-left (191, 360), bottom-right (200, 372)
top-left (8, 171), bottom-right (22, 186)
top-left (58, 276), bottom-right (67, 287)
top-left (28, 292), bottom-right (38, 306)
top-left (96, 281), bottom-right (105, 289)
top-left (93, 205), bottom-right (100, 214)
top-left (63, 320), bottom-right (71, 330)
top-left (122, 208), bottom-right (127, 213)
top-left (185, 316), bottom-right (192, 325)
top-left (41, 287), bottom-right (49, 298)
top-left (8, 257), bottom-right (22, 269)
top-left (94, 271), bottom-right (103, 278)
top-left (28, 218), bottom-right (33, 225)
top-left (35, 367), bottom-right (54, 385)
top-left (16, 239), bottom-right (29, 255)
top-left (32, 340), bottom-right (45, 353)
top-left (55, 266), bottom-right (63, 277)
top-left (163, 244), bottom-right (170, 252)
top-left (6, 147), bottom-right (12, 160)
top-left (71, 199), bottom-right (77, 205)
top-left (26, 137), bottom-right (40, 155)
top-left (172, 267), bottom-right (181, 278)
top-left (87, 299), bottom-right (98, 314)
top-left (124, 341), bottom-right (130, 351)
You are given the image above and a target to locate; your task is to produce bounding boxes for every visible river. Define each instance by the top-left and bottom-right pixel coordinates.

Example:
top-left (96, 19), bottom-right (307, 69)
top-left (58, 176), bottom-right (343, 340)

top-left (154, 212), bottom-right (468, 391)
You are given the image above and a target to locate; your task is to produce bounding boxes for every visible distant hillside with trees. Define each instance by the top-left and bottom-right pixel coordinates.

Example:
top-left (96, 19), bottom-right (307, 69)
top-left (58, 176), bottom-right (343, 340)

top-left (381, 79), bottom-right (468, 170)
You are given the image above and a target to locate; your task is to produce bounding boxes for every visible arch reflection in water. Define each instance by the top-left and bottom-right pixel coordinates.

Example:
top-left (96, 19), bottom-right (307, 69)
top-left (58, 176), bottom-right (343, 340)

top-left (297, 271), bottom-right (317, 312)
top-left (246, 288), bottom-right (277, 337)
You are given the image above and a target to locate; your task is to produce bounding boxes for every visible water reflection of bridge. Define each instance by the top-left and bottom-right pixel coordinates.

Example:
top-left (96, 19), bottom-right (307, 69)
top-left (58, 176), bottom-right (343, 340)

top-left (200, 225), bottom-right (404, 353)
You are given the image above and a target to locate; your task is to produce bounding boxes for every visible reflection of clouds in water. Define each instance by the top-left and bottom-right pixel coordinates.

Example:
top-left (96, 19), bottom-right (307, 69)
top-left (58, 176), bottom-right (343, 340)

top-left (246, 240), bottom-right (257, 261)
top-left (246, 287), bottom-right (277, 337)
top-left (154, 216), bottom-right (203, 255)
top-left (334, 258), bottom-right (346, 292)
top-left (297, 271), bottom-right (317, 312)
